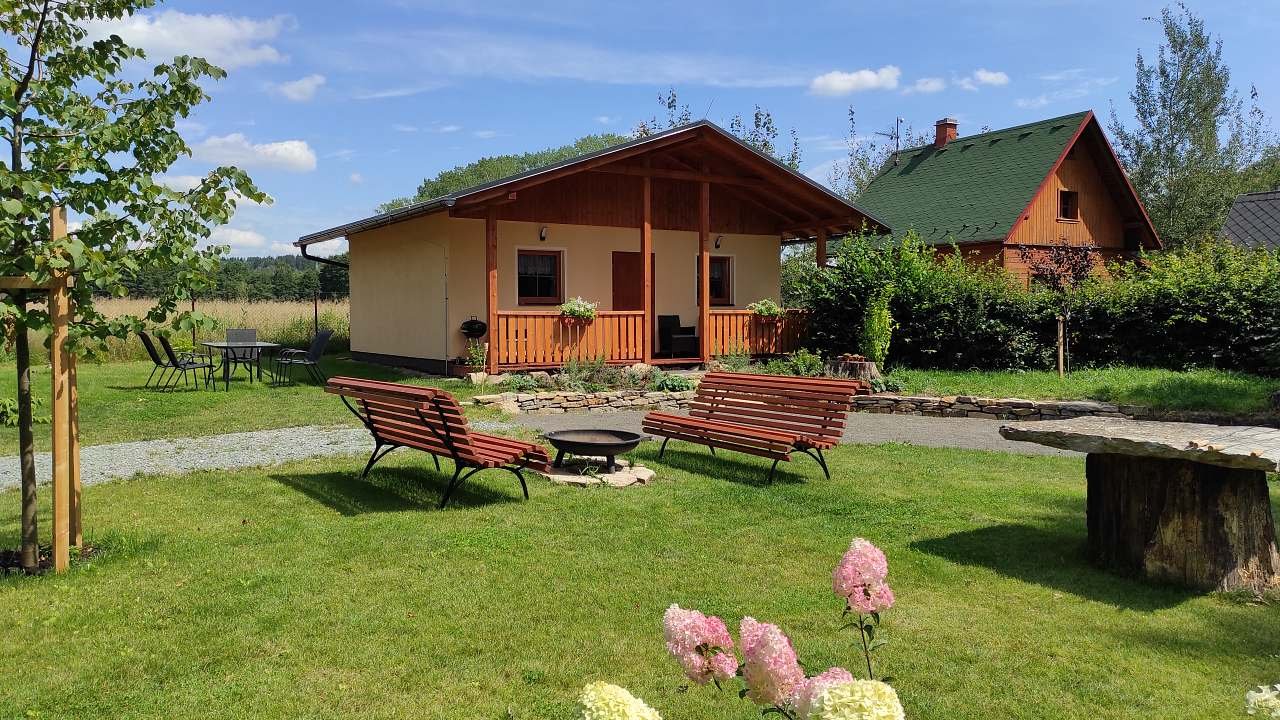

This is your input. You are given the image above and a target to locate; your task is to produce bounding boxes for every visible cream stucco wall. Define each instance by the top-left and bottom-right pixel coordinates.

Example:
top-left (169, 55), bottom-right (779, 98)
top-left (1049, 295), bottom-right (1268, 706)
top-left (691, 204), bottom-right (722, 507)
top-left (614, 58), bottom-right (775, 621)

top-left (349, 214), bottom-right (781, 362)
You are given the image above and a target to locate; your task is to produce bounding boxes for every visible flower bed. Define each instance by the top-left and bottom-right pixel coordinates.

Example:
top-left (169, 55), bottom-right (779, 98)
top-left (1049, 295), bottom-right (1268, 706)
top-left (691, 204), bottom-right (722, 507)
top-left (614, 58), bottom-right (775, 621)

top-left (473, 389), bottom-right (695, 415)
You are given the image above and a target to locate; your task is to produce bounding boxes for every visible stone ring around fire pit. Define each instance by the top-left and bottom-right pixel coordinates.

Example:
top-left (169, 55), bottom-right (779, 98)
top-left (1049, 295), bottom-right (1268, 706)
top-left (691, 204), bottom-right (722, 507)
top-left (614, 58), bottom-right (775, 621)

top-left (542, 429), bottom-right (646, 473)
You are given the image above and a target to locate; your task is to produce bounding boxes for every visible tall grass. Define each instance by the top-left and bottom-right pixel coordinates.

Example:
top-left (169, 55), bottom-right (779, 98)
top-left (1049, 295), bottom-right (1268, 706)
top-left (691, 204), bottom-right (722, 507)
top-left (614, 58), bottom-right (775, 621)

top-left (2, 298), bottom-right (350, 364)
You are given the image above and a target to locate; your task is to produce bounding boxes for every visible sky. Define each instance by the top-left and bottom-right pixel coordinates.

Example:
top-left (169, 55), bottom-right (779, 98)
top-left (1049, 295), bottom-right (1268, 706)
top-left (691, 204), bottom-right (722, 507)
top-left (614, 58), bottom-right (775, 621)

top-left (87, 0), bottom-right (1280, 257)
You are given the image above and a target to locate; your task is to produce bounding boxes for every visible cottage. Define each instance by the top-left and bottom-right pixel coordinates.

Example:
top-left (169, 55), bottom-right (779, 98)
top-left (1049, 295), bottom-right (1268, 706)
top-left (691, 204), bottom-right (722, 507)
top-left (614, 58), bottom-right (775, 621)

top-left (296, 121), bottom-right (886, 373)
top-left (855, 110), bottom-right (1160, 282)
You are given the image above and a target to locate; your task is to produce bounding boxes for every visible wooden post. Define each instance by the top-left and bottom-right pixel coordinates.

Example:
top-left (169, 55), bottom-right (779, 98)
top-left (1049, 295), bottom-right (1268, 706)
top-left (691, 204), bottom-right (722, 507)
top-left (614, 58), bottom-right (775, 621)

top-left (698, 180), bottom-right (711, 363)
top-left (49, 215), bottom-right (71, 573)
top-left (485, 207), bottom-right (499, 374)
top-left (69, 352), bottom-right (81, 548)
top-left (640, 173), bottom-right (653, 364)
top-left (816, 229), bottom-right (828, 268)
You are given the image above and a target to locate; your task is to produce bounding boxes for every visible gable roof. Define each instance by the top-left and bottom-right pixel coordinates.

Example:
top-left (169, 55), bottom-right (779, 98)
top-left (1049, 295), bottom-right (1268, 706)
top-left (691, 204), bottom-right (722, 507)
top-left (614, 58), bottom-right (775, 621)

top-left (296, 120), bottom-right (888, 246)
top-left (854, 110), bottom-right (1158, 248)
top-left (1223, 191), bottom-right (1280, 250)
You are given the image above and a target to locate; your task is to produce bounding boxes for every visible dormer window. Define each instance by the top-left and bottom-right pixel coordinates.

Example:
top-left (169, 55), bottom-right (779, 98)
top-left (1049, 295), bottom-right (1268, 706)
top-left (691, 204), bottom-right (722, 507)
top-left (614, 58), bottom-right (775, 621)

top-left (1058, 190), bottom-right (1080, 221)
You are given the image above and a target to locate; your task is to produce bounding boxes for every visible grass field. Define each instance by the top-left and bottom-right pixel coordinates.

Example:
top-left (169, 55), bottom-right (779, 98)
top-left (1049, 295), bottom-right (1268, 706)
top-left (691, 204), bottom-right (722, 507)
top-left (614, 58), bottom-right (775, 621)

top-left (1, 441), bottom-right (1275, 719)
top-left (887, 366), bottom-right (1280, 414)
top-left (0, 357), bottom-right (489, 452)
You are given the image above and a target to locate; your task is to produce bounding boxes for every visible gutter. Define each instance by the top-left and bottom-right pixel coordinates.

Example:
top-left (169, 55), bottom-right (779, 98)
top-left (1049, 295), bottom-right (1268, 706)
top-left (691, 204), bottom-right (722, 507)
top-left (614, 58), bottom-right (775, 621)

top-left (300, 243), bottom-right (348, 269)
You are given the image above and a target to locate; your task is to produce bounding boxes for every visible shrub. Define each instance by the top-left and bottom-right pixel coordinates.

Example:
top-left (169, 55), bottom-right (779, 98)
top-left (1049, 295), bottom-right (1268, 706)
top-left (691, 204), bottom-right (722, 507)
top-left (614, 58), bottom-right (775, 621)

top-left (504, 373), bottom-right (541, 392)
top-left (556, 357), bottom-right (618, 392)
top-left (760, 349), bottom-right (827, 377)
top-left (648, 370), bottom-right (695, 392)
top-left (711, 339), bottom-right (752, 372)
top-left (465, 338), bottom-right (487, 368)
top-left (859, 286), bottom-right (894, 366)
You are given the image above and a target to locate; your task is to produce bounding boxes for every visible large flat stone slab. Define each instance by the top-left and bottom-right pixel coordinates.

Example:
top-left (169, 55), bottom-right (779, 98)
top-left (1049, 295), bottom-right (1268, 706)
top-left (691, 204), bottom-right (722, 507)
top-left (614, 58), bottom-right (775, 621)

top-left (1000, 417), bottom-right (1280, 472)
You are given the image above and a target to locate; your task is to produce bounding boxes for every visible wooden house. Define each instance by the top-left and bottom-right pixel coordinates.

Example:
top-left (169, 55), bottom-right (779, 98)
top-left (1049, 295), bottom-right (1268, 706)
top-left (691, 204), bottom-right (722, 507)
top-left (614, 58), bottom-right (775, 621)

top-left (296, 121), bottom-right (887, 373)
top-left (855, 110), bottom-right (1160, 282)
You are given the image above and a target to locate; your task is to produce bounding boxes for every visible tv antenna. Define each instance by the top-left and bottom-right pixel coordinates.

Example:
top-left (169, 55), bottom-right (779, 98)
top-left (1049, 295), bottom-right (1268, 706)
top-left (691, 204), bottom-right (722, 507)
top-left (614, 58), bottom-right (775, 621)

top-left (874, 116), bottom-right (905, 153)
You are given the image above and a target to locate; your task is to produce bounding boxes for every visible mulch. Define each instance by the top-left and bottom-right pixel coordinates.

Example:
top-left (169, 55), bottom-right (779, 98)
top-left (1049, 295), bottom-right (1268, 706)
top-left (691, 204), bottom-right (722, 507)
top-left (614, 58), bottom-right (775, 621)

top-left (0, 543), bottom-right (100, 576)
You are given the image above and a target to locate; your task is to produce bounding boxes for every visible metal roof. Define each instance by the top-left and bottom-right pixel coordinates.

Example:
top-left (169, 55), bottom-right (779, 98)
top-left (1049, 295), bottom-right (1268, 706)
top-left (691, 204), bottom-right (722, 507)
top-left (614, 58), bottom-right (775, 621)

top-left (296, 120), bottom-right (887, 246)
top-left (1223, 190), bottom-right (1280, 250)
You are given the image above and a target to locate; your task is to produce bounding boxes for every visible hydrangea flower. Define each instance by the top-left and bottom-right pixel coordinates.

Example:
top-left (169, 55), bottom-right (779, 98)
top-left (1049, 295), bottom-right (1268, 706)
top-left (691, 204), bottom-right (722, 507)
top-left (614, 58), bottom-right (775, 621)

top-left (1248, 684), bottom-right (1280, 717)
top-left (739, 616), bottom-right (805, 707)
top-left (792, 667), bottom-right (855, 719)
top-left (833, 538), bottom-right (895, 614)
top-left (662, 604), bottom-right (737, 684)
top-left (808, 679), bottom-right (905, 720)
top-left (578, 682), bottom-right (663, 720)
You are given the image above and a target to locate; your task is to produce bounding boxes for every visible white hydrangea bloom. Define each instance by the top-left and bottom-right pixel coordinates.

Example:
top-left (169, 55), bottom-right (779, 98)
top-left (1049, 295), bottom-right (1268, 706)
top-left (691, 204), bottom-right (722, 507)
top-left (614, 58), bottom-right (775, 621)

top-left (1247, 684), bottom-right (1280, 717)
top-left (810, 679), bottom-right (905, 720)
top-left (579, 682), bottom-right (663, 720)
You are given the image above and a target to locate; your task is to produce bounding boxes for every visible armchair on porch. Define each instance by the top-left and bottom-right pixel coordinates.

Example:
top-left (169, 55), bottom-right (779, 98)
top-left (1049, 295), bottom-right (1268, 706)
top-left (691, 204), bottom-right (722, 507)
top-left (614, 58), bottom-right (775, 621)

top-left (657, 315), bottom-right (698, 359)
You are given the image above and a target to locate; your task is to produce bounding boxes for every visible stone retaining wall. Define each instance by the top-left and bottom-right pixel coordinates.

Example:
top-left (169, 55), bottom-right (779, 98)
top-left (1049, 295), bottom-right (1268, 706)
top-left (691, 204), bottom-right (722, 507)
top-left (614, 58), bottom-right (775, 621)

top-left (852, 394), bottom-right (1151, 421)
top-left (472, 389), bottom-right (695, 415)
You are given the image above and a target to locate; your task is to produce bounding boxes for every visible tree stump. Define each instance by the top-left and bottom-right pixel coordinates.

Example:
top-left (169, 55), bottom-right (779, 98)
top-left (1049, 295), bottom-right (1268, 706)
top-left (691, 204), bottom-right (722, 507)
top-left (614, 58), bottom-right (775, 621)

top-left (1085, 453), bottom-right (1280, 593)
top-left (828, 360), bottom-right (882, 383)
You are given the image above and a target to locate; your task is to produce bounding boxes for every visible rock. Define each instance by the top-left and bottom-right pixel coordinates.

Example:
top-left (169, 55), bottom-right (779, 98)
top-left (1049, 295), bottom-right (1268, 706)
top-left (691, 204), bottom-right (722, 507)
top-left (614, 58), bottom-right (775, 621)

top-left (485, 373), bottom-right (509, 385)
top-left (466, 371), bottom-right (487, 385)
top-left (497, 401), bottom-right (521, 415)
top-left (529, 371), bottom-right (553, 386)
top-left (472, 393), bottom-right (506, 404)
top-left (626, 362), bottom-right (656, 379)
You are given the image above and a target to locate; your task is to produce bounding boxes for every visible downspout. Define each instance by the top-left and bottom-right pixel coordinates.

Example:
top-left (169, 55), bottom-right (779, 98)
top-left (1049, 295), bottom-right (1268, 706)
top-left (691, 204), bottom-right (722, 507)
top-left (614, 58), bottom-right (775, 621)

top-left (300, 243), bottom-right (348, 269)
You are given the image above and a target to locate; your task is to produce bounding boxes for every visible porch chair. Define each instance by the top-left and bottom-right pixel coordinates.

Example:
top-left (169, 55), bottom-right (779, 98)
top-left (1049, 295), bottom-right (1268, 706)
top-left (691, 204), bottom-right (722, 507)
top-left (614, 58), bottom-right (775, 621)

top-left (224, 328), bottom-right (260, 384)
top-left (657, 315), bottom-right (698, 358)
top-left (156, 334), bottom-right (213, 391)
top-left (138, 331), bottom-right (175, 388)
top-left (275, 329), bottom-right (332, 385)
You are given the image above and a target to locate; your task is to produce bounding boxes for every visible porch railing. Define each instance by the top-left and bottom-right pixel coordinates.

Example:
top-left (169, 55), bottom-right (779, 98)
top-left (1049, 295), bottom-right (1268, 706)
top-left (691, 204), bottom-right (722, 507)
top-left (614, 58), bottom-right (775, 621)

top-left (707, 309), bottom-right (808, 356)
top-left (493, 310), bottom-right (645, 368)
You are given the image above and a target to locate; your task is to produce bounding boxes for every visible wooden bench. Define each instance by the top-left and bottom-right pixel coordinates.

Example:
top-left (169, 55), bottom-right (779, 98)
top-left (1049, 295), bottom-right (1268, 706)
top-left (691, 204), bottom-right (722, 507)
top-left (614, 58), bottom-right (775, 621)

top-left (642, 371), bottom-right (868, 482)
top-left (326, 376), bottom-right (550, 508)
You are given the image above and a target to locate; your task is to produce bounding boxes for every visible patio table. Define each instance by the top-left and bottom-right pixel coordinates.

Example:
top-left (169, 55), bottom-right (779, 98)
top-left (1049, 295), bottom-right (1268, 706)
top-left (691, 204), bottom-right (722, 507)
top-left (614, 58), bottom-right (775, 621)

top-left (201, 341), bottom-right (280, 390)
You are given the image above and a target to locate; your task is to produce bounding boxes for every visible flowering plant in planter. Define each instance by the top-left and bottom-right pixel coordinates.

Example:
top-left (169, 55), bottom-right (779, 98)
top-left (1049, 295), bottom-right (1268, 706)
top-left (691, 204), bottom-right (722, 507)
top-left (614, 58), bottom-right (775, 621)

top-left (579, 536), bottom-right (904, 720)
top-left (747, 298), bottom-right (786, 319)
top-left (560, 296), bottom-right (598, 321)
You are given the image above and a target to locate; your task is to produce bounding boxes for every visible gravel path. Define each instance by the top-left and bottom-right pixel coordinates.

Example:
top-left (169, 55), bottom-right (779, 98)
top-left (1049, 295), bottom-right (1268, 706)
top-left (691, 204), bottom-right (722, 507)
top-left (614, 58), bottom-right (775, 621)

top-left (0, 412), bottom-right (1073, 492)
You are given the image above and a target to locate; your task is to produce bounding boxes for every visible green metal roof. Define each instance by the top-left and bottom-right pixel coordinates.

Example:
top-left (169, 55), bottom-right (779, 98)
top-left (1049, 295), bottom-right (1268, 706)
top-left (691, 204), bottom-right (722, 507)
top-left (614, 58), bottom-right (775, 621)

top-left (855, 111), bottom-right (1090, 245)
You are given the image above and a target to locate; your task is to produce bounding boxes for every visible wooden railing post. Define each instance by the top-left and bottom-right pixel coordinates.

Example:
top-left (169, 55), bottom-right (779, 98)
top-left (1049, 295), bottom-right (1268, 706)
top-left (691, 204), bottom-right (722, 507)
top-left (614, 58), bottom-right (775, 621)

top-left (698, 180), bottom-right (710, 363)
top-left (485, 207), bottom-right (498, 374)
top-left (641, 171), bottom-right (653, 364)
top-left (816, 229), bottom-right (828, 267)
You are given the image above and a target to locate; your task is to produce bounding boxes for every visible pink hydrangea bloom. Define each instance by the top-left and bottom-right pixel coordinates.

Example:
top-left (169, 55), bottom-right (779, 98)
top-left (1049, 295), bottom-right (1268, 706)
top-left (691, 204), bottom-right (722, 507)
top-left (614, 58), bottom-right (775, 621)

top-left (833, 538), bottom-right (894, 614)
top-left (792, 667), bottom-right (855, 720)
top-left (662, 605), bottom-right (737, 684)
top-left (739, 616), bottom-right (805, 707)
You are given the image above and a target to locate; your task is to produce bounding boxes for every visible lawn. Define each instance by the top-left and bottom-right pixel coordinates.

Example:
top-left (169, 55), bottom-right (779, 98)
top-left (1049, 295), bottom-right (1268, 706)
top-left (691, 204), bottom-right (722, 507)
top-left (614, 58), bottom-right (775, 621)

top-left (887, 366), bottom-right (1280, 414)
top-left (0, 357), bottom-right (491, 452)
top-left (1, 441), bottom-right (1275, 719)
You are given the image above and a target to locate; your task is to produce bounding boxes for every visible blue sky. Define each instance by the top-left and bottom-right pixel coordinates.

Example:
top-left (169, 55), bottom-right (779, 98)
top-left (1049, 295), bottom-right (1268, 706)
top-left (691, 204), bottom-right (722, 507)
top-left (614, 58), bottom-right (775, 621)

top-left (90, 0), bottom-right (1280, 257)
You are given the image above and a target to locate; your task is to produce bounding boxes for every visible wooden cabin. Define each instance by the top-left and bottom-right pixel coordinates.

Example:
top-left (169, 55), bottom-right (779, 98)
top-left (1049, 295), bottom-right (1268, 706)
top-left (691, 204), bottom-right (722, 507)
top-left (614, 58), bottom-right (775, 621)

top-left (296, 121), bottom-right (886, 374)
top-left (854, 110), bottom-right (1160, 283)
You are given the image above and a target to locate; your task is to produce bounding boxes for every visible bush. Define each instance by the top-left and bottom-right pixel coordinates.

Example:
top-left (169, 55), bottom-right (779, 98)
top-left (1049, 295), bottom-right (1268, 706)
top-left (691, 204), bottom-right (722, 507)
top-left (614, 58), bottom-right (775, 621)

top-left (504, 373), bottom-right (541, 393)
top-left (648, 370), bottom-right (695, 392)
top-left (860, 286), bottom-right (894, 366)
top-left (761, 349), bottom-right (827, 377)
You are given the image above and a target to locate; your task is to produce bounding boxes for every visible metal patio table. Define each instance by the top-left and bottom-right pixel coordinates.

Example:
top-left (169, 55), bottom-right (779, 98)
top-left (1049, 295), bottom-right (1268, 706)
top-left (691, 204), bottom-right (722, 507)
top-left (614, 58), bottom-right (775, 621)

top-left (200, 340), bottom-right (280, 390)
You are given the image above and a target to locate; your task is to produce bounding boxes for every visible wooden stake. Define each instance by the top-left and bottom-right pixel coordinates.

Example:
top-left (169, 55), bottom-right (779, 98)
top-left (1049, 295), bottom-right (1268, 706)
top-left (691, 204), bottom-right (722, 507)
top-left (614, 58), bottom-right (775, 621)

top-left (49, 209), bottom-right (71, 573)
top-left (69, 352), bottom-right (81, 547)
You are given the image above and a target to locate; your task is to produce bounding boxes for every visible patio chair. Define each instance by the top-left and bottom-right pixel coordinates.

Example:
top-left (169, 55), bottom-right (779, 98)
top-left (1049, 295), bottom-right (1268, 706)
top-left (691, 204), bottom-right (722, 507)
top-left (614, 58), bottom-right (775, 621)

top-left (275, 329), bottom-right (332, 385)
top-left (224, 328), bottom-right (260, 384)
top-left (156, 334), bottom-right (213, 391)
top-left (138, 331), bottom-right (175, 388)
top-left (657, 315), bottom-right (698, 358)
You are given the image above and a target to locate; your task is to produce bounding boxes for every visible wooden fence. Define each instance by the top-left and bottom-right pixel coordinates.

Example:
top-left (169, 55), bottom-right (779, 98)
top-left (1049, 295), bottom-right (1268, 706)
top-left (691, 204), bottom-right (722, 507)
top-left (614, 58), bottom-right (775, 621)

top-left (707, 309), bottom-right (807, 356)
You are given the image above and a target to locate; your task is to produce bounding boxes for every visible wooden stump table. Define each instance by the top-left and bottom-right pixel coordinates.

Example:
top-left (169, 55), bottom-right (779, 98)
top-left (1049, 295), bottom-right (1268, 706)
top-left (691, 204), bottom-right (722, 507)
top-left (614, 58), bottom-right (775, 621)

top-left (1000, 417), bottom-right (1280, 593)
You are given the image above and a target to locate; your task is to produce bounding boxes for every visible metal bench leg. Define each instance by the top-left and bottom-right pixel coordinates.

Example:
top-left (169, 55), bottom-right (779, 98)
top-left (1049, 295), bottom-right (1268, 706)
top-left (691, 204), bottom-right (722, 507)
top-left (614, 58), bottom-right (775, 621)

top-left (767, 459), bottom-right (780, 483)
top-left (439, 465), bottom-right (481, 509)
top-left (708, 445), bottom-right (716, 456)
top-left (798, 447), bottom-right (831, 480)
top-left (658, 437), bottom-right (669, 459)
top-left (359, 442), bottom-right (398, 480)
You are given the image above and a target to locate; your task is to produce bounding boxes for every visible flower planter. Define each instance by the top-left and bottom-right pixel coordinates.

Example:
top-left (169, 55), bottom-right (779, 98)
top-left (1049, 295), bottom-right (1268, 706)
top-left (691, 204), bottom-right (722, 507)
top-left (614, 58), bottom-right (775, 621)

top-left (450, 362), bottom-right (481, 378)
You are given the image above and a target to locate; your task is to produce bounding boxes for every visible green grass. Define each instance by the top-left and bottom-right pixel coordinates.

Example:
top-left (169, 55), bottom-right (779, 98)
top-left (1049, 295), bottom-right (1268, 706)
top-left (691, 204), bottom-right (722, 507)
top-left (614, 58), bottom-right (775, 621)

top-left (887, 367), bottom-right (1280, 414)
top-left (1, 442), bottom-right (1275, 719)
top-left (0, 357), bottom-right (492, 452)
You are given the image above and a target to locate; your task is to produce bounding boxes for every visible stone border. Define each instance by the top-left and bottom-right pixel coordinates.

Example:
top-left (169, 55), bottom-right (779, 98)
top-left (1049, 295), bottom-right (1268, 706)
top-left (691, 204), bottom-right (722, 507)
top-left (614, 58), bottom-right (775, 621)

top-left (852, 393), bottom-right (1151, 421)
top-left (472, 389), bottom-right (695, 415)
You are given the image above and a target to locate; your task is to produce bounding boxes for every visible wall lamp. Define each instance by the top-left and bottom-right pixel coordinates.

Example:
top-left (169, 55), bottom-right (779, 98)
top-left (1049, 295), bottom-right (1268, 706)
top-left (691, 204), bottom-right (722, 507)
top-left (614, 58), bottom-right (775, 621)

top-left (714, 235), bottom-right (723, 249)
top-left (539, 226), bottom-right (548, 242)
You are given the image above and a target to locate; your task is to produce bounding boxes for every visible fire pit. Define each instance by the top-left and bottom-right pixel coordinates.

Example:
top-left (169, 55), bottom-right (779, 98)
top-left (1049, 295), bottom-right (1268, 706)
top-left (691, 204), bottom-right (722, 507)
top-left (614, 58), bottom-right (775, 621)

top-left (542, 429), bottom-right (645, 472)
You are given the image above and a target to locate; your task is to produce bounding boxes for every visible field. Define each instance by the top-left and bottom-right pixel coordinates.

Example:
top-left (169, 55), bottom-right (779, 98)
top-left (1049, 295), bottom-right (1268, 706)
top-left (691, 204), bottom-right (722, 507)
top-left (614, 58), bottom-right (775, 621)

top-left (1, 442), bottom-right (1275, 719)
top-left (887, 366), bottom-right (1280, 415)
top-left (1, 298), bottom-right (350, 364)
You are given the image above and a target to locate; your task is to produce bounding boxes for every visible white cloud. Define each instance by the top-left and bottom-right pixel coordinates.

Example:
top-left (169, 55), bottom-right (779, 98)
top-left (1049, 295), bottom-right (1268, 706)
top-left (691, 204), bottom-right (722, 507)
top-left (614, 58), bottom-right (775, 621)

top-left (175, 119), bottom-right (207, 137)
top-left (809, 66), bottom-right (901, 96)
top-left (956, 68), bottom-right (1010, 91)
top-left (353, 83), bottom-right (448, 100)
top-left (1016, 71), bottom-right (1116, 110)
top-left (157, 174), bottom-right (203, 192)
top-left (595, 115), bottom-right (619, 125)
top-left (473, 129), bottom-right (498, 139)
top-left (326, 149), bottom-right (356, 161)
top-left (192, 133), bottom-right (317, 172)
top-left (209, 226), bottom-right (267, 251)
top-left (392, 123), bottom-right (419, 133)
top-left (904, 77), bottom-right (946, 94)
top-left (348, 29), bottom-right (806, 88)
top-left (85, 11), bottom-right (291, 69)
top-left (348, 172), bottom-right (364, 184)
top-left (274, 74), bottom-right (326, 102)
top-left (438, 124), bottom-right (462, 133)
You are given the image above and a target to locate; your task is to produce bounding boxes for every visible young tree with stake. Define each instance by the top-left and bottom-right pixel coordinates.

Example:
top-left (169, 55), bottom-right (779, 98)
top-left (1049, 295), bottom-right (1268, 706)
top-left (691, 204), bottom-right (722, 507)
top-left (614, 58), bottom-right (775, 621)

top-left (0, 0), bottom-right (265, 570)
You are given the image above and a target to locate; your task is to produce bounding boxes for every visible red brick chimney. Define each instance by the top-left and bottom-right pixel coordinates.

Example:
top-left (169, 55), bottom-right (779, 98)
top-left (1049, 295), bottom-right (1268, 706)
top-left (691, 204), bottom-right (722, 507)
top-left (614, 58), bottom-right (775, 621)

top-left (934, 117), bottom-right (958, 148)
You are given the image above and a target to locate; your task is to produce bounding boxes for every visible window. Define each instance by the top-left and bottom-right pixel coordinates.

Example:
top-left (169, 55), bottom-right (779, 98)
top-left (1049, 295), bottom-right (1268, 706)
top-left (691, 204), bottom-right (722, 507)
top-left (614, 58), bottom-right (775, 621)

top-left (696, 256), bottom-right (732, 306)
top-left (517, 249), bottom-right (562, 304)
top-left (1058, 190), bottom-right (1080, 221)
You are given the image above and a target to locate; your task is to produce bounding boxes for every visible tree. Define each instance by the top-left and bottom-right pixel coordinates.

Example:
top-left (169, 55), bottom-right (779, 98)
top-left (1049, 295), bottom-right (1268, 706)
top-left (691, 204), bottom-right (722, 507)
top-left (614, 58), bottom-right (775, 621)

top-left (380, 133), bottom-right (630, 212)
top-left (828, 108), bottom-right (931, 202)
top-left (1108, 2), bottom-right (1275, 246)
top-left (1, 0), bottom-right (263, 569)
top-left (318, 251), bottom-right (349, 297)
top-left (635, 88), bottom-right (802, 169)
top-left (1016, 241), bottom-right (1099, 376)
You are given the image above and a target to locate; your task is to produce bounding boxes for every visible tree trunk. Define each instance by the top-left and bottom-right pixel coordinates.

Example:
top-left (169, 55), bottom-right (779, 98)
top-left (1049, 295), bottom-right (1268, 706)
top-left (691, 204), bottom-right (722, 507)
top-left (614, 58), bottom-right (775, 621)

top-left (13, 292), bottom-right (38, 569)
top-left (1085, 453), bottom-right (1280, 593)
top-left (829, 360), bottom-right (882, 383)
